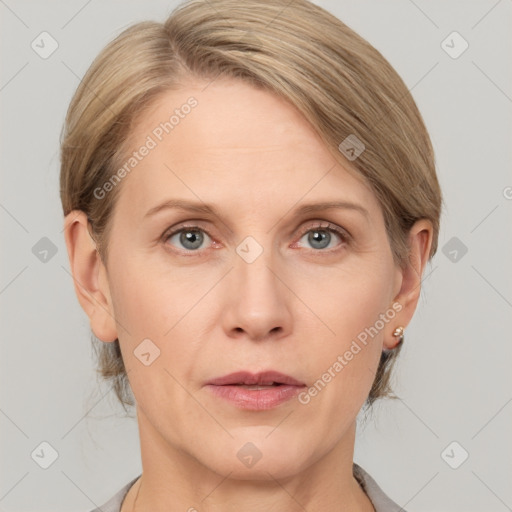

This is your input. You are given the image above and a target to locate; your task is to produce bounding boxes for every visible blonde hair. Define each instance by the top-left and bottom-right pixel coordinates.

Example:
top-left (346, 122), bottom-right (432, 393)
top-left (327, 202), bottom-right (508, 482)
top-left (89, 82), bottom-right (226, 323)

top-left (60, 0), bottom-right (442, 411)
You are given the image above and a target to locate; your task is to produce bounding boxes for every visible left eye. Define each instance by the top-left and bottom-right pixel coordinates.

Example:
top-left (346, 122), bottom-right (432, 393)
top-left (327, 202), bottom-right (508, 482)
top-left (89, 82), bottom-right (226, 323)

top-left (297, 225), bottom-right (345, 250)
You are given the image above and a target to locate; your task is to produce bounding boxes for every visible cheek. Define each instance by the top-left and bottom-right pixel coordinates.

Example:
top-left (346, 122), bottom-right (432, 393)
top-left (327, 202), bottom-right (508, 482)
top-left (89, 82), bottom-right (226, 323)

top-left (108, 254), bottom-right (202, 336)
top-left (296, 271), bottom-right (389, 433)
top-left (294, 259), bottom-right (393, 401)
top-left (297, 258), bottom-right (394, 343)
top-left (107, 263), bottom-right (203, 418)
top-left (107, 257), bottom-right (209, 378)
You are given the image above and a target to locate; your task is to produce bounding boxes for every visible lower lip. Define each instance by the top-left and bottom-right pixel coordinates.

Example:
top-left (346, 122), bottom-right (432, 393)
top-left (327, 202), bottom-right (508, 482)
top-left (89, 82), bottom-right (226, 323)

top-left (205, 384), bottom-right (304, 410)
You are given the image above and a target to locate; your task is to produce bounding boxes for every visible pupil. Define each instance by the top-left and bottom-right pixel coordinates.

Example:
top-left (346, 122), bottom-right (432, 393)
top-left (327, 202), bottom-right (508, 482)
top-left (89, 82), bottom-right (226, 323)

top-left (309, 230), bottom-right (329, 249)
top-left (181, 230), bottom-right (203, 249)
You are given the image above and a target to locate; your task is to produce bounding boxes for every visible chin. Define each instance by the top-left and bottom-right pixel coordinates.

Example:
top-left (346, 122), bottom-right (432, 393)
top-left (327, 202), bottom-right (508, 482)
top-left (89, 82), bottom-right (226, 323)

top-left (200, 435), bottom-right (314, 482)
top-left (215, 455), bottom-right (307, 482)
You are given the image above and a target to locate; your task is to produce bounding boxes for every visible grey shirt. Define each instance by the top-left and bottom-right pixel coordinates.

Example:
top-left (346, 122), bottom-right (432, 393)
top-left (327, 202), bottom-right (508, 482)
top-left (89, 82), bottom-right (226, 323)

top-left (89, 463), bottom-right (406, 512)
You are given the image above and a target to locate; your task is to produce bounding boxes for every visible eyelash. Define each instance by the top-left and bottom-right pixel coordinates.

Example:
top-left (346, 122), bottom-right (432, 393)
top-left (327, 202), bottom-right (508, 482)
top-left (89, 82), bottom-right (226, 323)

top-left (161, 221), bottom-right (351, 255)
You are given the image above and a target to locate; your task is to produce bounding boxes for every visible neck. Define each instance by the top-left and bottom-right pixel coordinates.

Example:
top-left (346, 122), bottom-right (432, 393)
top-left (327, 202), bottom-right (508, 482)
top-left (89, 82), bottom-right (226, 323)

top-left (122, 408), bottom-right (375, 512)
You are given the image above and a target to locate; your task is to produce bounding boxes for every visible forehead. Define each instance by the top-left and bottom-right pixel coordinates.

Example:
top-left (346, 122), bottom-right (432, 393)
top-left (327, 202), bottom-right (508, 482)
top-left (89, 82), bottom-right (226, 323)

top-left (116, 78), bottom-right (379, 218)
top-left (131, 78), bottom-right (324, 154)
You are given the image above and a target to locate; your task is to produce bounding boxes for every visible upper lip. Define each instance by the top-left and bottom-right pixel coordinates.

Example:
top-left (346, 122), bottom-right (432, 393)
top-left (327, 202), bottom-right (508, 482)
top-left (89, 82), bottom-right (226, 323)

top-left (207, 371), bottom-right (305, 387)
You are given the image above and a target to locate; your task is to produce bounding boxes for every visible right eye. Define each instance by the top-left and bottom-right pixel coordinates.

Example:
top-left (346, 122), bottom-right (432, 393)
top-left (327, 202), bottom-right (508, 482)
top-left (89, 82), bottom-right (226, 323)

top-left (163, 225), bottom-right (214, 252)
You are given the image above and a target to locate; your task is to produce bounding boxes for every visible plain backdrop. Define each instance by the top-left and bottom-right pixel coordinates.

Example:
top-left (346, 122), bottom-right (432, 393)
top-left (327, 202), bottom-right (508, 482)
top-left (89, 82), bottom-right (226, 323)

top-left (1, 1), bottom-right (511, 511)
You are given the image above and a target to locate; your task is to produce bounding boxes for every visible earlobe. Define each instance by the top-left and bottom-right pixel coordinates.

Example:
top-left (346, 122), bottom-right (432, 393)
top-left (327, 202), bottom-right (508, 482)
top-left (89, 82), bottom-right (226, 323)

top-left (63, 210), bottom-right (118, 343)
top-left (384, 219), bottom-right (433, 350)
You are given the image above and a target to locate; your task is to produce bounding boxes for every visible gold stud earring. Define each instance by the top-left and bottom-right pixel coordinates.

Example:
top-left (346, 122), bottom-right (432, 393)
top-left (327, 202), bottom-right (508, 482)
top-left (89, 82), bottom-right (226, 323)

top-left (392, 326), bottom-right (404, 346)
top-left (383, 326), bottom-right (405, 355)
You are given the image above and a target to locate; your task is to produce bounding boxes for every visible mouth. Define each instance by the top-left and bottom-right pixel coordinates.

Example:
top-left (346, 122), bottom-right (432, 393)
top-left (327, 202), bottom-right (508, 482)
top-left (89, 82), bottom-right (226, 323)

top-left (205, 370), bottom-right (306, 410)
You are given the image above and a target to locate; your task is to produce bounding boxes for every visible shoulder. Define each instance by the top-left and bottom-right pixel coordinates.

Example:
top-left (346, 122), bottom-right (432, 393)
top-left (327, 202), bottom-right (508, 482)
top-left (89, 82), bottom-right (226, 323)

top-left (87, 475), bottom-right (140, 512)
top-left (353, 463), bottom-right (407, 512)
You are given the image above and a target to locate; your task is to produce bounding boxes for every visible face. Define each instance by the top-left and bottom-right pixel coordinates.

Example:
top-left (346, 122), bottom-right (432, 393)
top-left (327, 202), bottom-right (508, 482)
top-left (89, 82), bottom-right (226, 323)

top-left (95, 78), bottom-right (404, 479)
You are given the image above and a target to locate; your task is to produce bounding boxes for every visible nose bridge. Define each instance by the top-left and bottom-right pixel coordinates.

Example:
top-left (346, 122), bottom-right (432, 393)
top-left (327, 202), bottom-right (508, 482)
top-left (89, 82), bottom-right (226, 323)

top-left (235, 233), bottom-right (282, 302)
top-left (224, 232), bottom-right (292, 339)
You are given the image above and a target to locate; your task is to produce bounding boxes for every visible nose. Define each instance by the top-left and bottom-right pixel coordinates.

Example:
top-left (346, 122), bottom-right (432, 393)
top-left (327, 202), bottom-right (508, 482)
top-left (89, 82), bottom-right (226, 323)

top-left (221, 244), bottom-right (293, 342)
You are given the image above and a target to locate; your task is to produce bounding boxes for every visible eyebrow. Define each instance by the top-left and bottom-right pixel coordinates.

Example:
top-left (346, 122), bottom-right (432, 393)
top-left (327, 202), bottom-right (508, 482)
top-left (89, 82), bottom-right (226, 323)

top-left (144, 198), bottom-right (369, 220)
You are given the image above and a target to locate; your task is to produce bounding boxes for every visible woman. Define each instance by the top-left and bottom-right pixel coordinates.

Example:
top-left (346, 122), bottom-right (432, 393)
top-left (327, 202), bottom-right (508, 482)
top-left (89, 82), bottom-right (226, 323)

top-left (60, 0), bottom-right (442, 510)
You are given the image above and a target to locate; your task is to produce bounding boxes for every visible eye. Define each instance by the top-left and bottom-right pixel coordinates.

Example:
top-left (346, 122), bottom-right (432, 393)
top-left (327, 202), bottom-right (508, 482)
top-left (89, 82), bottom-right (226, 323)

top-left (296, 222), bottom-right (349, 251)
top-left (164, 225), bottom-right (213, 252)
top-left (162, 221), bottom-right (349, 255)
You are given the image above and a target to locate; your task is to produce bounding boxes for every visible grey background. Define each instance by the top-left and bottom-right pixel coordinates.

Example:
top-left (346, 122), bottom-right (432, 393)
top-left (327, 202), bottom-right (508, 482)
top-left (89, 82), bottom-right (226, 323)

top-left (1, 1), bottom-right (511, 511)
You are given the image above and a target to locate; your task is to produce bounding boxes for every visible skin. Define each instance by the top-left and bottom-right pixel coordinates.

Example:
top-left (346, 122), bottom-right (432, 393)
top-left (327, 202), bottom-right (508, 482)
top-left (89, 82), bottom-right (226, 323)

top-left (64, 77), bottom-right (432, 512)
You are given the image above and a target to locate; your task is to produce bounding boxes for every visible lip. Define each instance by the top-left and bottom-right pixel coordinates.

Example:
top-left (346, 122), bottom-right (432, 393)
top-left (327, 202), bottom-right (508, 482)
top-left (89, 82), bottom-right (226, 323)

top-left (205, 371), bottom-right (306, 411)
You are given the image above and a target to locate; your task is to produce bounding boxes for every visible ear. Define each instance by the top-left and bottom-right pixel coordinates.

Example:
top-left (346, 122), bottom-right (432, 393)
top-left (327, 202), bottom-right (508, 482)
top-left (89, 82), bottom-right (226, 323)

top-left (63, 210), bottom-right (118, 343)
top-left (384, 219), bottom-right (433, 350)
